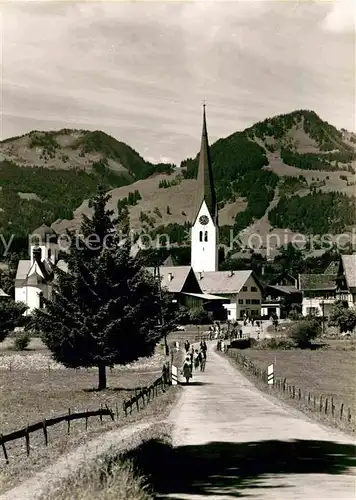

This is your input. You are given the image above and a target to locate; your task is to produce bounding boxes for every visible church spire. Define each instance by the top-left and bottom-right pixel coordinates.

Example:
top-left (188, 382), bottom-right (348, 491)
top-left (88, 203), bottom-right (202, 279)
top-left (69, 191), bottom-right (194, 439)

top-left (193, 104), bottom-right (217, 225)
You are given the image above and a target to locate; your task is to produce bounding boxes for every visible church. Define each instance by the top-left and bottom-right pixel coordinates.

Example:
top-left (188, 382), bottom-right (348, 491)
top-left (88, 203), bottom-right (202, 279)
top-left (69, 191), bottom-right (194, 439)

top-left (151, 105), bottom-right (264, 320)
top-left (15, 106), bottom-right (263, 320)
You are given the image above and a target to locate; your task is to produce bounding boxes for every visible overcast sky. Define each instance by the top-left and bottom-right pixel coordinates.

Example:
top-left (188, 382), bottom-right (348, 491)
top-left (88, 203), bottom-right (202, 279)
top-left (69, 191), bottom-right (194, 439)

top-left (2, 0), bottom-right (355, 164)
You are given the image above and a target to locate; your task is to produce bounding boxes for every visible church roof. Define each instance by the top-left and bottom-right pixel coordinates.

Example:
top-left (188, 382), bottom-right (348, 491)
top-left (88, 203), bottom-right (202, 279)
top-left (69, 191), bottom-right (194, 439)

top-left (195, 270), bottom-right (256, 294)
top-left (192, 106), bottom-right (217, 225)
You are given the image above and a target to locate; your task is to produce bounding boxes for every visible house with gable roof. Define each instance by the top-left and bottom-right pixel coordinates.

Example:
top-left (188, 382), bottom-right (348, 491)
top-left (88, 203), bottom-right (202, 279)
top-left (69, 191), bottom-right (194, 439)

top-left (335, 254), bottom-right (356, 307)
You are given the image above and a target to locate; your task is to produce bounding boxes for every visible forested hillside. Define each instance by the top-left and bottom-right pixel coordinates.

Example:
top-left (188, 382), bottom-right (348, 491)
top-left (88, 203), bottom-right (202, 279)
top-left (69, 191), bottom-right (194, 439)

top-left (0, 109), bottom-right (355, 259)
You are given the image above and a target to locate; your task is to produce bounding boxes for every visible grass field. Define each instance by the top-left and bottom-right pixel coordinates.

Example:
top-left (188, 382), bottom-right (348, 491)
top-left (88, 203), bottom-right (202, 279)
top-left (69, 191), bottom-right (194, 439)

top-left (0, 341), bottom-right (179, 493)
top-left (229, 341), bottom-right (356, 431)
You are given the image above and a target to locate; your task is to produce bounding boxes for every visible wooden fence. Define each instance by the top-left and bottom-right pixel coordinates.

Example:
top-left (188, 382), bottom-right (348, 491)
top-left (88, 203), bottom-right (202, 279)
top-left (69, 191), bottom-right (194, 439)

top-left (225, 349), bottom-right (354, 429)
top-left (0, 373), bottom-right (169, 464)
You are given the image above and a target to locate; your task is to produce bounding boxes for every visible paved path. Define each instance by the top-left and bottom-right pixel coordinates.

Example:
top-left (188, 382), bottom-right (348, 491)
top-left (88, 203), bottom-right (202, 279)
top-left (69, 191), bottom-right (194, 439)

top-left (166, 344), bottom-right (356, 499)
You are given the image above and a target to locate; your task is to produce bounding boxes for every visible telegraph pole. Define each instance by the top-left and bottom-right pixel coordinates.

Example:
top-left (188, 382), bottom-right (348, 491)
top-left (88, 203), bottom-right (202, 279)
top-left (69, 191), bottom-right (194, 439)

top-left (154, 265), bottom-right (169, 355)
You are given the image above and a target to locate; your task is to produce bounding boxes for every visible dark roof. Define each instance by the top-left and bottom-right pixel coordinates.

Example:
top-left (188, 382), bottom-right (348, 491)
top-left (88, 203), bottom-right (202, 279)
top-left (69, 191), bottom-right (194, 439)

top-left (299, 273), bottom-right (337, 291)
top-left (267, 285), bottom-right (300, 295)
top-left (192, 106), bottom-right (217, 225)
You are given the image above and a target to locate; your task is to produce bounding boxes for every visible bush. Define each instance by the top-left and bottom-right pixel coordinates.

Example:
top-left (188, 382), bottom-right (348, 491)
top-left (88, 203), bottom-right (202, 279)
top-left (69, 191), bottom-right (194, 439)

top-left (230, 338), bottom-right (256, 349)
top-left (289, 319), bottom-right (321, 348)
top-left (13, 330), bottom-right (31, 350)
top-left (188, 307), bottom-right (210, 325)
top-left (256, 337), bottom-right (295, 350)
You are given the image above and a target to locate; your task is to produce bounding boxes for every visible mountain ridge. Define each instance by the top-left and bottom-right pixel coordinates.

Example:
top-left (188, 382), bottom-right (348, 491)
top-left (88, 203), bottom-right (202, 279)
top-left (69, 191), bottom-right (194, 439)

top-left (0, 109), bottom-right (355, 257)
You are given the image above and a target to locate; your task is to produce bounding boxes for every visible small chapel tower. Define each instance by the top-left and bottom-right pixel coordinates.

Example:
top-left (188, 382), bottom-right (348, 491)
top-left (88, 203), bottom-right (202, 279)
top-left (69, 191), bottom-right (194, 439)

top-left (191, 105), bottom-right (218, 273)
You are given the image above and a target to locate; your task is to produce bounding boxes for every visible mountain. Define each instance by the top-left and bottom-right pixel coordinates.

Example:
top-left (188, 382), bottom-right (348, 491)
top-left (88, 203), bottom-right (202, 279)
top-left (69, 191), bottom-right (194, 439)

top-left (0, 110), bottom-right (355, 257)
top-left (0, 129), bottom-right (174, 251)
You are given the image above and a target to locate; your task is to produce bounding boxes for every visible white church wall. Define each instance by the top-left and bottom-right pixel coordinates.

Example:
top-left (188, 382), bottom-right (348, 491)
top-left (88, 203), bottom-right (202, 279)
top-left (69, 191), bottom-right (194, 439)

top-left (15, 286), bottom-right (42, 315)
top-left (191, 200), bottom-right (218, 273)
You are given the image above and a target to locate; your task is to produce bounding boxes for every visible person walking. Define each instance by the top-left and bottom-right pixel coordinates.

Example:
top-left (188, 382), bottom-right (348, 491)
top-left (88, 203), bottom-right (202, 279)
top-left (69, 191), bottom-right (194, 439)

top-left (184, 340), bottom-right (190, 352)
top-left (200, 350), bottom-right (206, 372)
top-left (193, 349), bottom-right (200, 370)
top-left (182, 356), bottom-right (192, 384)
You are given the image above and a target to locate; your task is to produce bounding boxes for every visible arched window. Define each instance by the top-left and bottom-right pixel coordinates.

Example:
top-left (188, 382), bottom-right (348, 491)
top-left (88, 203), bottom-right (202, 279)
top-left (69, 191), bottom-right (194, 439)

top-left (199, 231), bottom-right (203, 242)
top-left (204, 231), bottom-right (208, 242)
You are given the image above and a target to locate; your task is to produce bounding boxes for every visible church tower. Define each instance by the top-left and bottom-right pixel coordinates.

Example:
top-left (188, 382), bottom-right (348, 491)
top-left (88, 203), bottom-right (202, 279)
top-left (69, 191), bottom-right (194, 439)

top-left (191, 105), bottom-right (218, 272)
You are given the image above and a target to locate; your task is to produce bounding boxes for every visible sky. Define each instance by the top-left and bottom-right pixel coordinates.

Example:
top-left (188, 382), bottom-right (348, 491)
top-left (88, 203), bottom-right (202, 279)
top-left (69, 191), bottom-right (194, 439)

top-left (1, 0), bottom-right (355, 164)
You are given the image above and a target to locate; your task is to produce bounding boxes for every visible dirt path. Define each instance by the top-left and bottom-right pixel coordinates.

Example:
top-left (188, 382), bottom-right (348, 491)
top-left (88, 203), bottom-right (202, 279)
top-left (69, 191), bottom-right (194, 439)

top-left (165, 343), bottom-right (356, 499)
top-left (0, 421), bottom-right (154, 500)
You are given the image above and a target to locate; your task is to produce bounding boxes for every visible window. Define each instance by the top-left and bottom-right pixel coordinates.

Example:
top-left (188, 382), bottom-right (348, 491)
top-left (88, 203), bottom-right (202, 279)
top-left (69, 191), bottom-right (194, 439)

top-left (204, 231), bottom-right (208, 242)
top-left (306, 307), bottom-right (317, 316)
top-left (48, 248), bottom-right (52, 260)
top-left (238, 299), bottom-right (243, 304)
top-left (228, 310), bottom-right (231, 316)
top-left (39, 294), bottom-right (44, 309)
top-left (252, 299), bottom-right (260, 305)
top-left (251, 286), bottom-right (257, 292)
top-left (245, 299), bottom-right (251, 305)
top-left (251, 310), bottom-right (258, 316)
top-left (199, 231), bottom-right (203, 242)
top-left (242, 286), bottom-right (247, 292)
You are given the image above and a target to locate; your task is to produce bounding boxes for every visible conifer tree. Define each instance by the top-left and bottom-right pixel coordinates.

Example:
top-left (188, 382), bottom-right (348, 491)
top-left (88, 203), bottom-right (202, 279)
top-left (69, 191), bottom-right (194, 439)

top-left (31, 188), bottom-right (165, 390)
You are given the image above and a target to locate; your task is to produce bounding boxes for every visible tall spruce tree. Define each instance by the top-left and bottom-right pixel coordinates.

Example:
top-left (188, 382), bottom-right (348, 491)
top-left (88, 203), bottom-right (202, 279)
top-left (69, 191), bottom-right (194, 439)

top-left (31, 188), bottom-right (166, 390)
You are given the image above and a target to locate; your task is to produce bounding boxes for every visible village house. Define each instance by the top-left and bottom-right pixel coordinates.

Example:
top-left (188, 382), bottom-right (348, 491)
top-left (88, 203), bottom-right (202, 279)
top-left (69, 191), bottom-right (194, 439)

top-left (298, 255), bottom-right (356, 318)
top-left (261, 271), bottom-right (301, 319)
top-left (195, 270), bottom-right (263, 320)
top-left (335, 254), bottom-right (356, 307)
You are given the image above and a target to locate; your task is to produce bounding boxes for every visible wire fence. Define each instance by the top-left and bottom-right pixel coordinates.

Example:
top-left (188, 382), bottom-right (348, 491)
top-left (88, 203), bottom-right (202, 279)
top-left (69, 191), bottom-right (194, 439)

top-left (225, 349), bottom-right (354, 431)
top-left (0, 369), bottom-right (170, 464)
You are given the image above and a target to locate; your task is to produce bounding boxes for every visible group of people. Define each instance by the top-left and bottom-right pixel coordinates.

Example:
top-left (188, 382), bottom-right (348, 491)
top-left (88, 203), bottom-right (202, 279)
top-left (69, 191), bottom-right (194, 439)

top-left (181, 340), bottom-right (207, 384)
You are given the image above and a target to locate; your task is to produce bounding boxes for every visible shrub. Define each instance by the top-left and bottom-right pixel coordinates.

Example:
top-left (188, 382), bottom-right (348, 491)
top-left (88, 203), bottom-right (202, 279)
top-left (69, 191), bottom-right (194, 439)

top-left (188, 307), bottom-right (210, 325)
top-left (13, 330), bottom-right (31, 350)
top-left (289, 319), bottom-right (321, 348)
top-left (257, 337), bottom-right (295, 350)
top-left (230, 338), bottom-right (256, 349)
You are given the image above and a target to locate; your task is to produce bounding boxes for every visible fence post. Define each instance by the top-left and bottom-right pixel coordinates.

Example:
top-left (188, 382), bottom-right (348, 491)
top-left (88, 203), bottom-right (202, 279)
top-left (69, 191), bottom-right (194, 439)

top-left (85, 409), bottom-right (88, 431)
top-left (298, 388), bottom-right (301, 400)
top-left (115, 402), bottom-right (119, 419)
top-left (136, 391), bottom-right (140, 412)
top-left (100, 404), bottom-right (103, 424)
top-left (0, 434), bottom-right (8, 464)
top-left (319, 396), bottom-right (323, 412)
top-left (308, 392), bottom-right (311, 405)
top-left (340, 403), bottom-right (344, 420)
top-left (43, 419), bottom-right (48, 446)
top-left (292, 386), bottom-right (295, 399)
top-left (105, 404), bottom-right (114, 421)
top-left (67, 408), bottom-right (71, 435)
top-left (331, 397), bottom-right (335, 417)
top-left (325, 398), bottom-right (328, 415)
top-left (313, 395), bottom-right (316, 409)
top-left (123, 400), bottom-right (127, 417)
top-left (348, 408), bottom-right (351, 423)
top-left (25, 425), bottom-right (30, 456)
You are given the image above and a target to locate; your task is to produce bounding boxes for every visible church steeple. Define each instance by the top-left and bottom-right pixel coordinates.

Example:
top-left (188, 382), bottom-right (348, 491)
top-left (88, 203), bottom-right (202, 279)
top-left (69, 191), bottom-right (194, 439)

top-left (190, 105), bottom-right (219, 273)
top-left (193, 105), bottom-right (218, 225)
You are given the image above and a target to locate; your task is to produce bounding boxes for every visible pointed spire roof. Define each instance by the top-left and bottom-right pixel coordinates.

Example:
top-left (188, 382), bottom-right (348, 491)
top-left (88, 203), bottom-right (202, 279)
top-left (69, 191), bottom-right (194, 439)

top-left (192, 105), bottom-right (217, 224)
